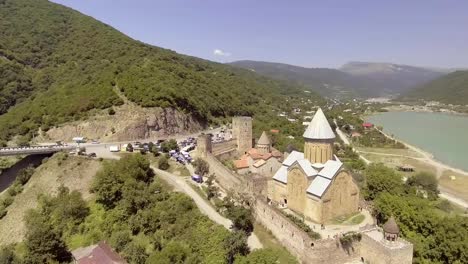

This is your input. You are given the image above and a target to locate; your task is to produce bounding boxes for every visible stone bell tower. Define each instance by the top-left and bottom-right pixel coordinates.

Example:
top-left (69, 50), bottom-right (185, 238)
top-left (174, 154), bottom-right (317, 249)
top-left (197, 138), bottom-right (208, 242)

top-left (303, 108), bottom-right (335, 164)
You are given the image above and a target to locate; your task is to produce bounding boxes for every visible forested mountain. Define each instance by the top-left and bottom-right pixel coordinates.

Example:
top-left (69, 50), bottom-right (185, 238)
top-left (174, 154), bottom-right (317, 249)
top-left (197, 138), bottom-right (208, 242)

top-left (0, 0), bottom-right (319, 142)
top-left (230, 60), bottom-right (448, 98)
top-left (399, 70), bottom-right (468, 105)
top-left (340, 62), bottom-right (448, 95)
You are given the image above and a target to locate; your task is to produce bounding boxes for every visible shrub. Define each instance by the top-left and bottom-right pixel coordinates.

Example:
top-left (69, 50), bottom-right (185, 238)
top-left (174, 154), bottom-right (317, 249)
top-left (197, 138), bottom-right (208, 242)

top-left (158, 155), bottom-right (170, 170)
top-left (108, 108), bottom-right (116, 115)
top-left (1, 196), bottom-right (14, 207)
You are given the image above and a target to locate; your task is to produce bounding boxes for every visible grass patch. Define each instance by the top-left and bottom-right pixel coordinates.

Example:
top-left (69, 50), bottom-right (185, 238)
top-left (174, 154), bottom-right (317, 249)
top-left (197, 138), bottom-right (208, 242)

top-left (253, 222), bottom-right (298, 264)
top-left (330, 212), bottom-right (365, 225)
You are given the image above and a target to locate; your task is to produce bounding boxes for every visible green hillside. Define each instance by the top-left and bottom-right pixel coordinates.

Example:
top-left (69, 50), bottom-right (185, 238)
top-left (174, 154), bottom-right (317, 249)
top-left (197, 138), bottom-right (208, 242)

top-left (400, 71), bottom-right (468, 105)
top-left (0, 0), bottom-right (320, 142)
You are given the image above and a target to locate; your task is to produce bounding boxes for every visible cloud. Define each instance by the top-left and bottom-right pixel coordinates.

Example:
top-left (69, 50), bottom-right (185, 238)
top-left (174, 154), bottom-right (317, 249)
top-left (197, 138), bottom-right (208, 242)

top-left (213, 49), bottom-right (231, 57)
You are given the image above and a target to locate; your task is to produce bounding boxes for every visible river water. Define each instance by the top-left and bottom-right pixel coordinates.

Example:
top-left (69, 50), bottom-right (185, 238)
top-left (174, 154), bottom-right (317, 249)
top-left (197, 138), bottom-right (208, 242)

top-left (0, 154), bottom-right (51, 193)
top-left (367, 111), bottom-right (468, 172)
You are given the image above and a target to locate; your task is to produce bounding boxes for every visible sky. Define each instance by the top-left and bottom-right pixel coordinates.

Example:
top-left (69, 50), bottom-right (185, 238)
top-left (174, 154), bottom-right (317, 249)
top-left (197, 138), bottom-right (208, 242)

top-left (50, 0), bottom-right (468, 69)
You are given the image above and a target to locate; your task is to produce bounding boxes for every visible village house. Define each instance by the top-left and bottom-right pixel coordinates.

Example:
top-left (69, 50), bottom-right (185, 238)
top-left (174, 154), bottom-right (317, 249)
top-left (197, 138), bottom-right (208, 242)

top-left (72, 241), bottom-right (127, 264)
top-left (234, 131), bottom-right (283, 176)
top-left (269, 108), bottom-right (360, 223)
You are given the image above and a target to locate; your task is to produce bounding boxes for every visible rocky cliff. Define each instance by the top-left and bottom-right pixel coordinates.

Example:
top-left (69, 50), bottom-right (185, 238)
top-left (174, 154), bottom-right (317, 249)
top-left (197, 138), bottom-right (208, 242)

top-left (41, 104), bottom-right (204, 142)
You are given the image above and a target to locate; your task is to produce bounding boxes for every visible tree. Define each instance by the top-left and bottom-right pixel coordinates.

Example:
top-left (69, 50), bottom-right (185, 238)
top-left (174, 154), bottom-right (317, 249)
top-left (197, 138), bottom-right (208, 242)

top-left (407, 172), bottom-right (438, 199)
top-left (161, 139), bottom-right (179, 153)
top-left (126, 143), bottom-right (134, 152)
top-left (193, 158), bottom-right (209, 176)
top-left (364, 163), bottom-right (404, 200)
top-left (151, 146), bottom-right (159, 157)
top-left (146, 242), bottom-right (190, 264)
top-left (110, 230), bottom-right (132, 252)
top-left (23, 211), bottom-right (72, 263)
top-left (224, 231), bottom-right (250, 264)
top-left (122, 241), bottom-right (148, 264)
top-left (158, 155), bottom-right (170, 170)
top-left (206, 174), bottom-right (219, 200)
top-left (227, 206), bottom-right (254, 235)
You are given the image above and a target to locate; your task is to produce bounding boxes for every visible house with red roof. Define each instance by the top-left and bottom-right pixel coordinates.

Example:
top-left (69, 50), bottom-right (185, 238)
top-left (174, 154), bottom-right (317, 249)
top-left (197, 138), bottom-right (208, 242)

top-left (72, 241), bottom-right (127, 264)
top-left (362, 122), bottom-right (374, 129)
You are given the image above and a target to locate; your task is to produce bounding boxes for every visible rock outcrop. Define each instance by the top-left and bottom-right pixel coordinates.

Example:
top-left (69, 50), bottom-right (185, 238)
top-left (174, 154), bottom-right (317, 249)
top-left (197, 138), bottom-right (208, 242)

top-left (42, 104), bottom-right (204, 142)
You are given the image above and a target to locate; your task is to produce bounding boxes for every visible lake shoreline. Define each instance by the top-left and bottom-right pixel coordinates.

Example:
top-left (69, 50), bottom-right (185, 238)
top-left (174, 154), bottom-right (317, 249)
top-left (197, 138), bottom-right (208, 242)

top-left (377, 128), bottom-right (468, 177)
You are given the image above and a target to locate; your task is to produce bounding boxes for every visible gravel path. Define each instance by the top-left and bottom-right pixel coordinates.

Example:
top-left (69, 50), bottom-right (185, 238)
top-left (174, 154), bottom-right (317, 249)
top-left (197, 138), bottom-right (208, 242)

top-left (152, 166), bottom-right (263, 250)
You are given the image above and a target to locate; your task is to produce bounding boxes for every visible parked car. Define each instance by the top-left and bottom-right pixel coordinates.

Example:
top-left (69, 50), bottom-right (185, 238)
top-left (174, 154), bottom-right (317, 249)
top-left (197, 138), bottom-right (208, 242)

top-left (191, 174), bottom-right (203, 183)
top-left (87, 152), bottom-right (97, 158)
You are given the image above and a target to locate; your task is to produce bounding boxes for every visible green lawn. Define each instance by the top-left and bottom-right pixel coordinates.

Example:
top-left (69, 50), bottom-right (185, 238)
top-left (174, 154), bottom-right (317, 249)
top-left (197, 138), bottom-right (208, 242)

top-left (330, 212), bottom-right (365, 225)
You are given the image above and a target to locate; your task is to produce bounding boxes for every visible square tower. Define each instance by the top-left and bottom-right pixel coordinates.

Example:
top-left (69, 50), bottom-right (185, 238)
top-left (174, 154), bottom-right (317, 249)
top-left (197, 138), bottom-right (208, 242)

top-left (232, 116), bottom-right (253, 154)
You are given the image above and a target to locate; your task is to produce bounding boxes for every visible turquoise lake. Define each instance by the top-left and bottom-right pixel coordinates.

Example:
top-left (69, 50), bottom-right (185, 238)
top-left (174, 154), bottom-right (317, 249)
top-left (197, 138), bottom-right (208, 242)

top-left (367, 111), bottom-right (468, 172)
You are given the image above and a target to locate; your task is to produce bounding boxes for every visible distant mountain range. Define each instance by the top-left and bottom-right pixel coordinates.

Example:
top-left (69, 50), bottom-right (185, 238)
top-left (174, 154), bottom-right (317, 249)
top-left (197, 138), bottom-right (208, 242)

top-left (229, 60), bottom-right (452, 98)
top-left (399, 70), bottom-right (468, 105)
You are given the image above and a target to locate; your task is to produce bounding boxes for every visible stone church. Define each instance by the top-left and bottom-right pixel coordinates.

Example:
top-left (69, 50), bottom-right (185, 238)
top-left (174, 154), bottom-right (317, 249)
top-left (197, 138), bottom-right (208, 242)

top-left (269, 108), bottom-right (359, 223)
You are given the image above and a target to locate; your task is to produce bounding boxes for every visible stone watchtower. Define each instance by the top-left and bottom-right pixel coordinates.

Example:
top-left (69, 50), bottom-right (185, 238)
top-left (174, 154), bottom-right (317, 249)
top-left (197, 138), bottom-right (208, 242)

top-left (256, 131), bottom-right (271, 154)
top-left (303, 108), bottom-right (335, 164)
top-left (232, 116), bottom-right (253, 154)
top-left (197, 133), bottom-right (212, 158)
top-left (383, 216), bottom-right (400, 242)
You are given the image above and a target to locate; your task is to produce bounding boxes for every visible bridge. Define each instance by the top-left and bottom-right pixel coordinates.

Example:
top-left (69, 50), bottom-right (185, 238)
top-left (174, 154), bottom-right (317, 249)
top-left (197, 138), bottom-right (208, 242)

top-left (0, 145), bottom-right (75, 156)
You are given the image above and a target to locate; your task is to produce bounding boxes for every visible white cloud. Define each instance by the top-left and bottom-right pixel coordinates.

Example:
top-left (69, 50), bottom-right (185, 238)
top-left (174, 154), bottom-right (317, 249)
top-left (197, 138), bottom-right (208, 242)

top-left (213, 49), bottom-right (231, 57)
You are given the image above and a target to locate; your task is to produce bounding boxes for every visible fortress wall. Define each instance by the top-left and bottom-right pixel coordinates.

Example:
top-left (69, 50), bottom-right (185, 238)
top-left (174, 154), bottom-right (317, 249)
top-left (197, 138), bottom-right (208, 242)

top-left (360, 230), bottom-right (413, 264)
top-left (205, 153), bottom-right (243, 191)
top-left (253, 198), bottom-right (360, 264)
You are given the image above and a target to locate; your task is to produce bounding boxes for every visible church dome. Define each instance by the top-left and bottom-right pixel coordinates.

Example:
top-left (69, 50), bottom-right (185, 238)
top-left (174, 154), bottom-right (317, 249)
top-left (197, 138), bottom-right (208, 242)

top-left (383, 216), bottom-right (400, 234)
top-left (303, 108), bottom-right (335, 140)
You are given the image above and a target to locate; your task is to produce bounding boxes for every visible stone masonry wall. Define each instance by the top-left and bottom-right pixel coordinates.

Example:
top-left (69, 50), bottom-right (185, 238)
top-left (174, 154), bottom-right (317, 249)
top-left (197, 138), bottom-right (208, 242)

top-left (360, 230), bottom-right (413, 264)
top-left (254, 199), bottom-right (360, 264)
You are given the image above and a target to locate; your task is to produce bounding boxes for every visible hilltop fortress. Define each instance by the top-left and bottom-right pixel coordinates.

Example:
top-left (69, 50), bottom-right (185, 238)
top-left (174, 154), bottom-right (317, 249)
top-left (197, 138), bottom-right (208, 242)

top-left (197, 108), bottom-right (413, 264)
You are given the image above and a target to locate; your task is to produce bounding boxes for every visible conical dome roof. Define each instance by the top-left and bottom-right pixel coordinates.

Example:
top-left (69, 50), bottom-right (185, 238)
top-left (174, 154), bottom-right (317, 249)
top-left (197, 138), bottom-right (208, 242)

top-left (257, 131), bottom-right (271, 145)
top-left (383, 216), bottom-right (400, 234)
top-left (303, 108), bottom-right (335, 140)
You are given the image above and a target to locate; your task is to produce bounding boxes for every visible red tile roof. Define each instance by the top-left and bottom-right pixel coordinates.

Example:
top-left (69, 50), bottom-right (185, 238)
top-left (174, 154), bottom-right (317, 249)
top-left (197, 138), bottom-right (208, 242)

top-left (234, 158), bottom-right (249, 169)
top-left (74, 242), bottom-right (127, 264)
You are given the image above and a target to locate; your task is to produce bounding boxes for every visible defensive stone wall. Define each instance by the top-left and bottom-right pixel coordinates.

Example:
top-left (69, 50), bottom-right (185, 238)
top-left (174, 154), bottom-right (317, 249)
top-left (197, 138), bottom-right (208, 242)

top-left (205, 153), bottom-right (244, 191)
top-left (212, 139), bottom-right (237, 157)
top-left (360, 228), bottom-right (413, 264)
top-left (254, 198), bottom-right (360, 264)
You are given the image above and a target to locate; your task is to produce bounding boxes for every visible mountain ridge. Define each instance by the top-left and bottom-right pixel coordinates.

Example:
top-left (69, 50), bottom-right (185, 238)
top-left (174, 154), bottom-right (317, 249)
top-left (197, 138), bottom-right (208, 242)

top-left (399, 70), bottom-right (468, 105)
top-left (230, 60), bottom-right (450, 98)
